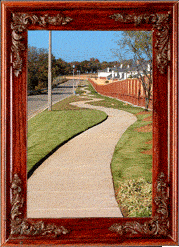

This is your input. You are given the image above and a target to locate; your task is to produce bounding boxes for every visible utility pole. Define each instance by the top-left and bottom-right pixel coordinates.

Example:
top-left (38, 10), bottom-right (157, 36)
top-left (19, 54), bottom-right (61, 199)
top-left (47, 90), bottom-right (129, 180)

top-left (73, 65), bottom-right (75, 95)
top-left (48, 31), bottom-right (52, 111)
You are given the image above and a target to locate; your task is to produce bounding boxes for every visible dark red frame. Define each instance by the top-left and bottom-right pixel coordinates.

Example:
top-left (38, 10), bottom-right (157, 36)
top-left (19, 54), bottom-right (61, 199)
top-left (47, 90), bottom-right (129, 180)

top-left (1, 1), bottom-right (178, 246)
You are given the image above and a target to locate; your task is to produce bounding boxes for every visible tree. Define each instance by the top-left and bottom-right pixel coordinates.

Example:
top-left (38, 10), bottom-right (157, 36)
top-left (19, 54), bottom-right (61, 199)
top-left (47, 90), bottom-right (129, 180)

top-left (89, 58), bottom-right (101, 73)
top-left (56, 58), bottom-right (68, 75)
top-left (113, 31), bottom-right (153, 111)
top-left (28, 46), bottom-right (59, 90)
top-left (28, 46), bottom-right (39, 90)
top-left (36, 48), bottom-right (48, 88)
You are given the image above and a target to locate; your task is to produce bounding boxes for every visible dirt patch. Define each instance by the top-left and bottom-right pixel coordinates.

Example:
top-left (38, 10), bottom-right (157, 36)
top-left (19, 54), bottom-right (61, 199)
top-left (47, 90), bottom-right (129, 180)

top-left (115, 187), bottom-right (129, 217)
top-left (146, 140), bottom-right (152, 145)
top-left (136, 123), bottom-right (152, 132)
top-left (90, 78), bottom-right (114, 85)
top-left (143, 115), bottom-right (152, 121)
top-left (142, 149), bottom-right (152, 155)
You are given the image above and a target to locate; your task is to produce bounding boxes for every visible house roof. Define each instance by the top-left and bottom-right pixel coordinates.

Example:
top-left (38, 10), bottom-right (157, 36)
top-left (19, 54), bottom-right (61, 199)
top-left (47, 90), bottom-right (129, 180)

top-left (98, 62), bottom-right (151, 73)
top-left (98, 67), bottom-right (126, 73)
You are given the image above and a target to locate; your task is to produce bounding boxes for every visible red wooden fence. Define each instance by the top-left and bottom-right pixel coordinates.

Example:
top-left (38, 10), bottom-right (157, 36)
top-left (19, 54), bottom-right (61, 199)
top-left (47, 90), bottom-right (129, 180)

top-left (88, 78), bottom-right (153, 109)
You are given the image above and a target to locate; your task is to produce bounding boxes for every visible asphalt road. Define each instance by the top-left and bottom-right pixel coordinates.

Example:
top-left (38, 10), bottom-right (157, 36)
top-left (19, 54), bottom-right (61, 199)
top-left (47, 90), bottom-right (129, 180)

top-left (28, 80), bottom-right (79, 119)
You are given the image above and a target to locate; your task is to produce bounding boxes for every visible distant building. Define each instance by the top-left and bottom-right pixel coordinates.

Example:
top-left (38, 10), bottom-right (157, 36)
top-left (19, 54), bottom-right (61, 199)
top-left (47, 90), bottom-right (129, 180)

top-left (98, 62), bottom-right (151, 80)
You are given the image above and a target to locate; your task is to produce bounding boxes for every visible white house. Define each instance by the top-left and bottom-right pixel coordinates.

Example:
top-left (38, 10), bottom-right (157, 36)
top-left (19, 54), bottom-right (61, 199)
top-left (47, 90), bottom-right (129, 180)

top-left (98, 62), bottom-right (151, 80)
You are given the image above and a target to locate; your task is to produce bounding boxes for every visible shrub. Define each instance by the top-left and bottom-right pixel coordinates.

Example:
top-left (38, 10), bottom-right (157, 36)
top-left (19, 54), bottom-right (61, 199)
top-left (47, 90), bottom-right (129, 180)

top-left (116, 178), bottom-right (152, 217)
top-left (35, 81), bottom-right (46, 90)
top-left (105, 80), bottom-right (109, 83)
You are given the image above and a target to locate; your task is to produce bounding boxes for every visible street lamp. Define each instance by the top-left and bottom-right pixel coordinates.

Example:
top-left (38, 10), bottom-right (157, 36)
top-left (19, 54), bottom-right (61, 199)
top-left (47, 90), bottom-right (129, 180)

top-left (76, 70), bottom-right (79, 88)
top-left (77, 70), bottom-right (80, 80)
top-left (48, 31), bottom-right (52, 111)
top-left (73, 65), bottom-right (75, 95)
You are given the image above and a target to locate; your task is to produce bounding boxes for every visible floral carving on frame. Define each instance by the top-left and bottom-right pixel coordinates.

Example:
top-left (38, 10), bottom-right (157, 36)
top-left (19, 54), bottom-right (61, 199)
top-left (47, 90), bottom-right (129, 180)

top-left (10, 173), bottom-right (169, 238)
top-left (10, 174), bottom-right (69, 238)
top-left (110, 11), bottom-right (171, 74)
top-left (109, 172), bottom-right (169, 236)
top-left (11, 11), bottom-right (171, 77)
top-left (11, 13), bottom-right (73, 77)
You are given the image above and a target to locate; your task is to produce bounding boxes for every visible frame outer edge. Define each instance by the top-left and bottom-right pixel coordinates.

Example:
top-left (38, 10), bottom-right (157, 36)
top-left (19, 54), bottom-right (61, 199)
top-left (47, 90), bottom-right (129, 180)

top-left (1, 2), bottom-right (7, 244)
top-left (171, 1), bottom-right (178, 243)
top-left (1, 1), bottom-right (178, 245)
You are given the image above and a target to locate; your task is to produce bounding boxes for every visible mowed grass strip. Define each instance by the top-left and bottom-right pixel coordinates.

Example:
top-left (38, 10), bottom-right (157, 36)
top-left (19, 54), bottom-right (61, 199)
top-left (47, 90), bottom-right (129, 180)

top-left (27, 95), bottom-right (107, 172)
top-left (111, 113), bottom-right (152, 186)
top-left (87, 82), bottom-right (152, 217)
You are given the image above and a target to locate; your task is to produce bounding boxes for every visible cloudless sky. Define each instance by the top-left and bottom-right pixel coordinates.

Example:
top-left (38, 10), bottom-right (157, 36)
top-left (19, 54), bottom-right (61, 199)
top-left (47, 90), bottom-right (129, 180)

top-left (28, 31), bottom-right (124, 63)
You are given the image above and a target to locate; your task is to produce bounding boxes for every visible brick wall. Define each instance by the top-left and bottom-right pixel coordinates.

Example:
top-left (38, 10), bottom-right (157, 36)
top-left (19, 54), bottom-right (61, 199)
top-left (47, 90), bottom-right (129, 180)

top-left (88, 78), bottom-right (153, 109)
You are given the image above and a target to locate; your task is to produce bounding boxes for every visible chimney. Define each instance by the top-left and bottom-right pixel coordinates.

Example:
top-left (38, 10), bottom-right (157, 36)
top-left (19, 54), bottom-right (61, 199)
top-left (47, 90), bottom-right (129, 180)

top-left (127, 64), bottom-right (130, 68)
top-left (120, 64), bottom-right (123, 69)
top-left (107, 67), bottom-right (110, 72)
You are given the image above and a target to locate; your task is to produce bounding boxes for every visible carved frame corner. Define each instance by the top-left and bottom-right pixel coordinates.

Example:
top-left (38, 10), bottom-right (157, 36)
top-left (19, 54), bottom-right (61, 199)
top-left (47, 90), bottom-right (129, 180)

top-left (109, 172), bottom-right (170, 237)
top-left (109, 11), bottom-right (171, 74)
top-left (10, 173), bottom-right (69, 238)
top-left (11, 12), bottom-right (73, 77)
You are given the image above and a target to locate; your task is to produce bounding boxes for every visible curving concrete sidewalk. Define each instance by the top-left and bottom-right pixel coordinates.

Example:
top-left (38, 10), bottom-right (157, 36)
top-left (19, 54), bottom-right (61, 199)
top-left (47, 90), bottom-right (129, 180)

top-left (27, 94), bottom-right (137, 218)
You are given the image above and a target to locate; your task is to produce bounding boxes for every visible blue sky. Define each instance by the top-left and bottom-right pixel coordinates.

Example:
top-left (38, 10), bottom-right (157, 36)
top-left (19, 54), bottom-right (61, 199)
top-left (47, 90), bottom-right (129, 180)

top-left (28, 31), bottom-right (124, 63)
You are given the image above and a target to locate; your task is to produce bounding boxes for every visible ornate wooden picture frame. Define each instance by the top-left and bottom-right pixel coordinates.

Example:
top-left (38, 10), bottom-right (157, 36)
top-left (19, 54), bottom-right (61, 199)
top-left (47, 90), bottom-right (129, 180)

top-left (1, 1), bottom-right (178, 246)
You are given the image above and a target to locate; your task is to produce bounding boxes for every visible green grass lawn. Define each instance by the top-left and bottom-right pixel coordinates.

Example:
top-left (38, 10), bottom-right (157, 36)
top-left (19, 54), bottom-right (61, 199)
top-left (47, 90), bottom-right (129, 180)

top-left (87, 82), bottom-right (153, 217)
top-left (27, 95), bottom-right (107, 173)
